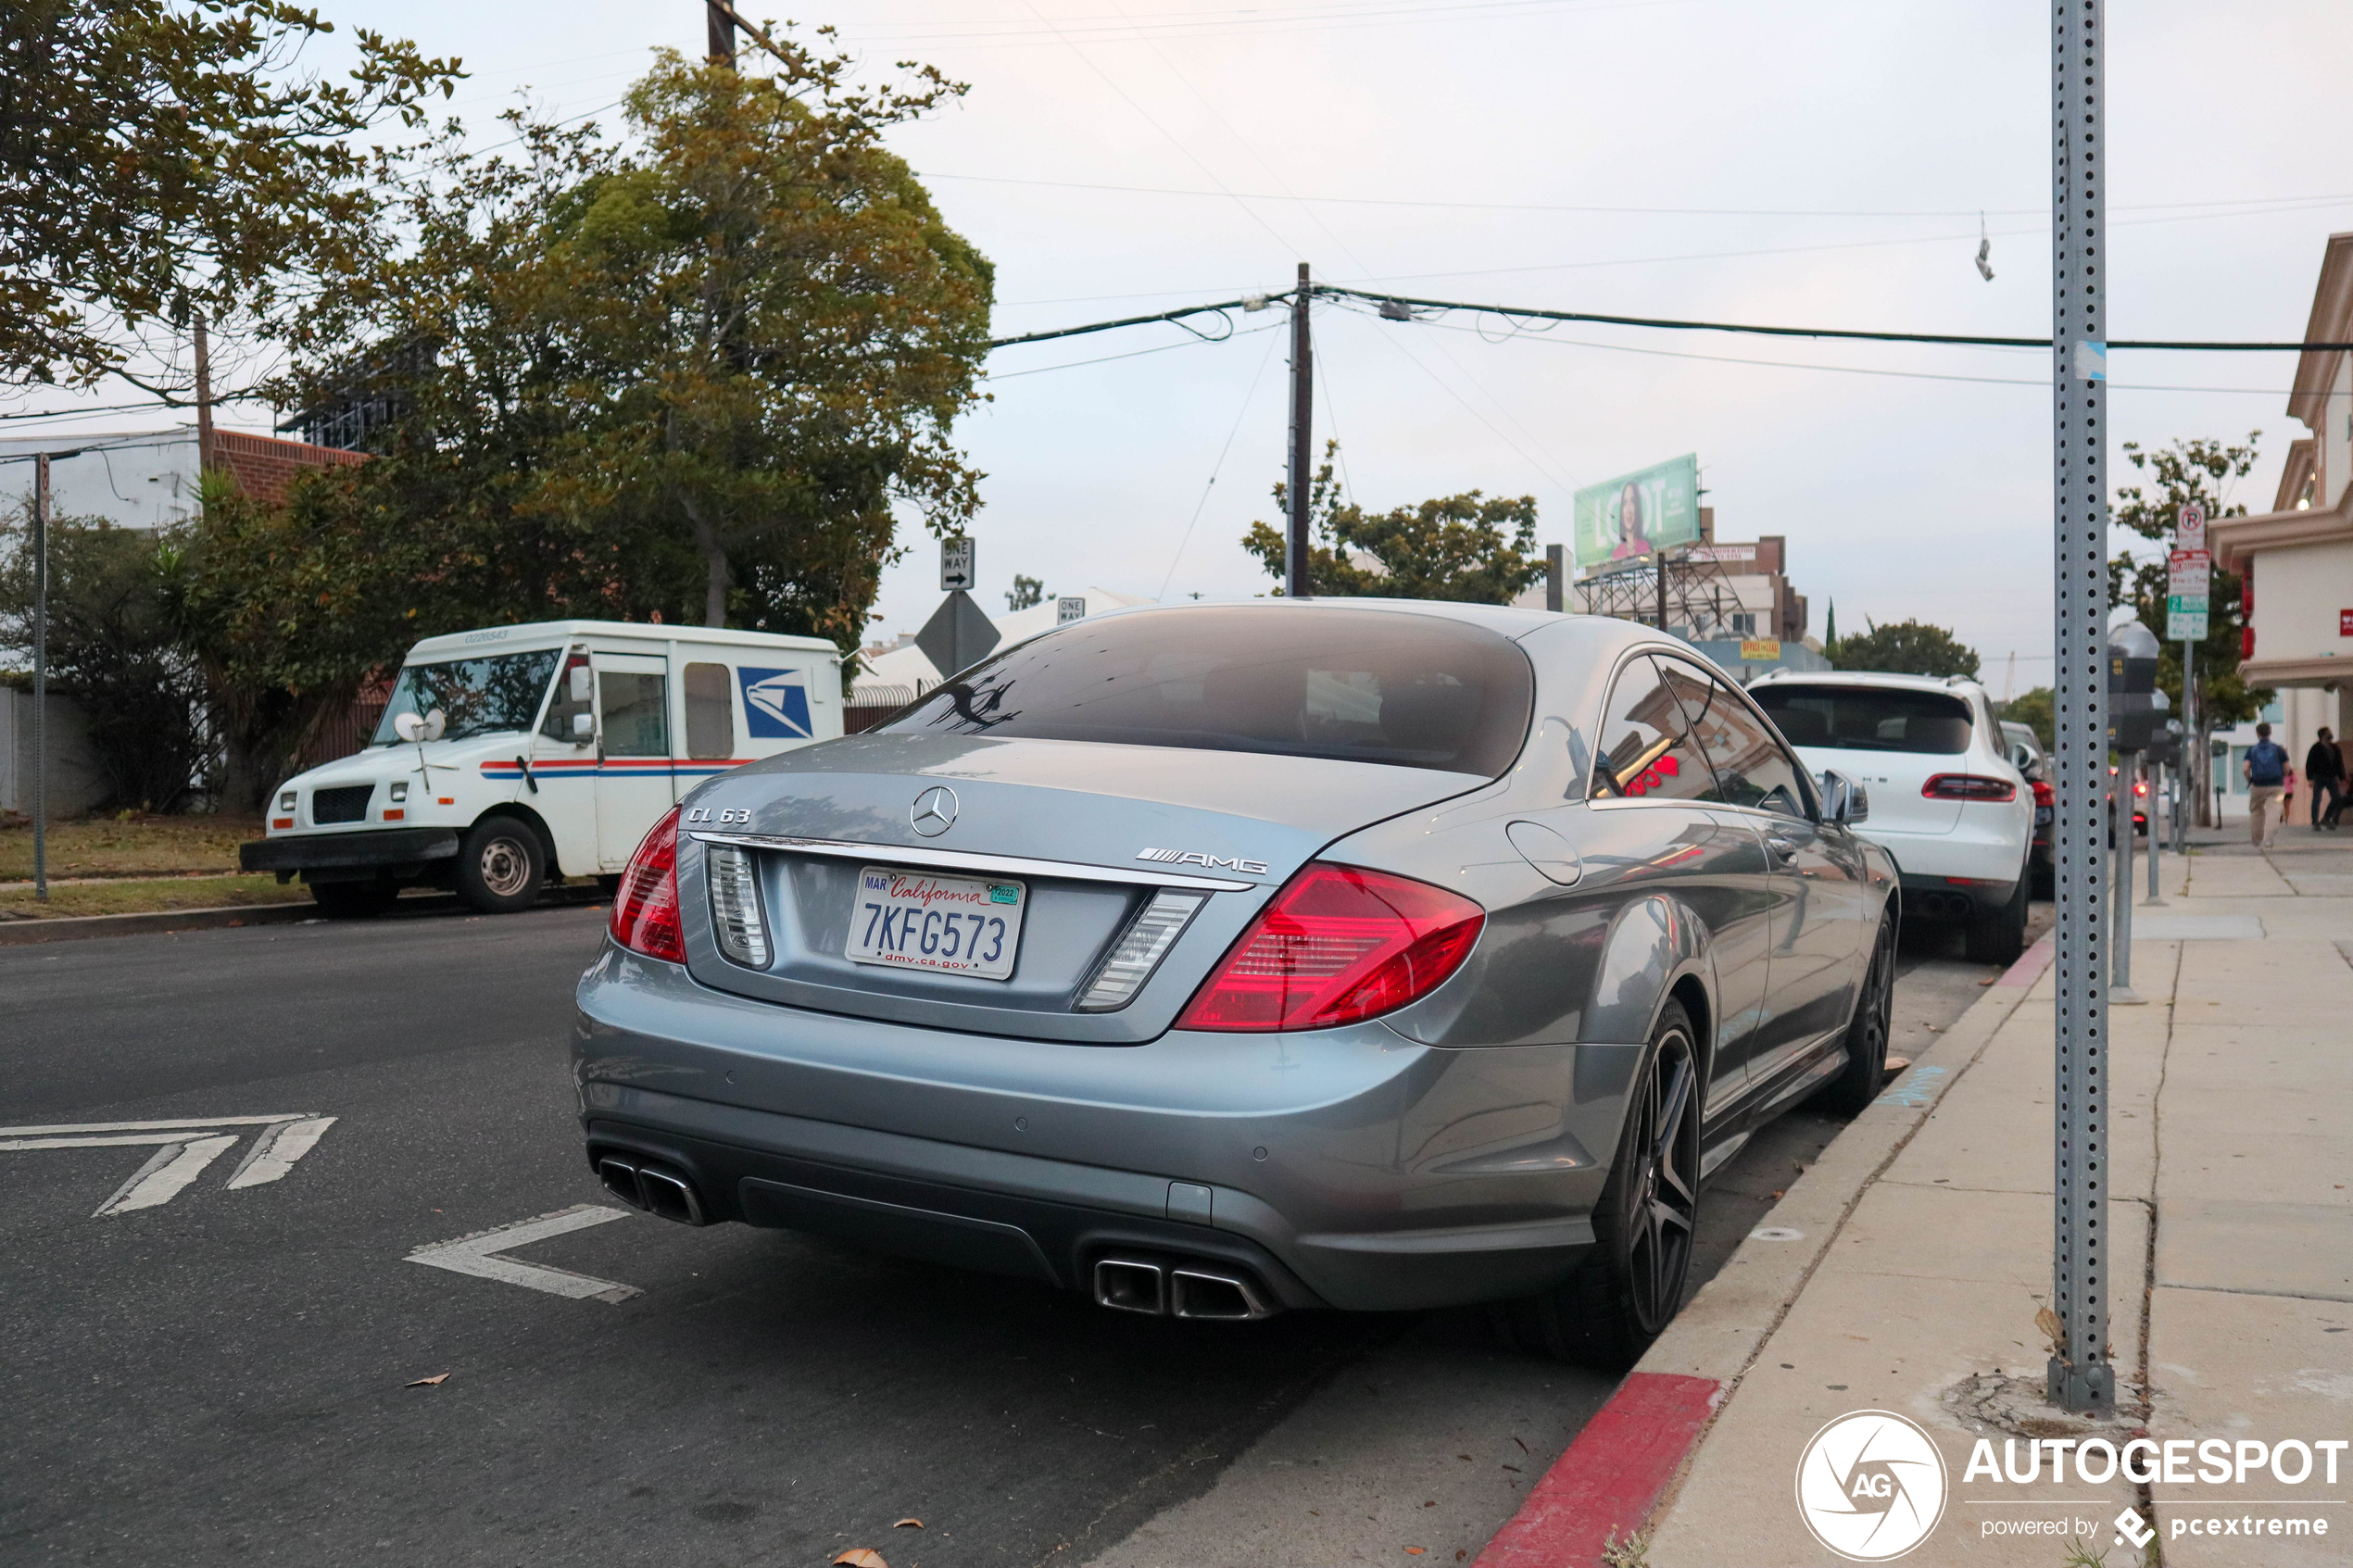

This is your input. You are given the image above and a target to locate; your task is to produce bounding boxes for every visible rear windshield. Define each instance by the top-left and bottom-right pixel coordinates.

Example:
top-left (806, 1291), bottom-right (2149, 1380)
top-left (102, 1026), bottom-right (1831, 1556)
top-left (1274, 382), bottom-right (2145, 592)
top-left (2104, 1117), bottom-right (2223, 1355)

top-left (875, 606), bottom-right (1535, 775)
top-left (1752, 684), bottom-right (1973, 755)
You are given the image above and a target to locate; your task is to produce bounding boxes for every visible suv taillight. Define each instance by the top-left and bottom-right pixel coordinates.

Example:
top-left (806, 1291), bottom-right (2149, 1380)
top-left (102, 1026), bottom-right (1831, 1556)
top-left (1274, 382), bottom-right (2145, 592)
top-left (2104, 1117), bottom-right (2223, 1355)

top-left (1177, 863), bottom-right (1483, 1033)
top-left (2032, 780), bottom-right (2055, 809)
top-left (1922, 773), bottom-right (2018, 803)
top-left (610, 807), bottom-right (686, 962)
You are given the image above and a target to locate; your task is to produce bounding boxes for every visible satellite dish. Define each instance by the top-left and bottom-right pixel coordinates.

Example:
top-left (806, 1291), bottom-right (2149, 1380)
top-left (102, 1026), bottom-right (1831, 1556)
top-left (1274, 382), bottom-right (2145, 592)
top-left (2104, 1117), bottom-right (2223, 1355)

top-left (422, 709), bottom-right (447, 742)
top-left (394, 712), bottom-right (426, 743)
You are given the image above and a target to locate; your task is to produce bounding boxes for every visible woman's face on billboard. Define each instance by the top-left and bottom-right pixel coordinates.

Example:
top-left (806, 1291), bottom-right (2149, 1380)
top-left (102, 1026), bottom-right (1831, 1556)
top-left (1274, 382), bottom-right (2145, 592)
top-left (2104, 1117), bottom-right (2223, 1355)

top-left (1618, 485), bottom-right (1645, 539)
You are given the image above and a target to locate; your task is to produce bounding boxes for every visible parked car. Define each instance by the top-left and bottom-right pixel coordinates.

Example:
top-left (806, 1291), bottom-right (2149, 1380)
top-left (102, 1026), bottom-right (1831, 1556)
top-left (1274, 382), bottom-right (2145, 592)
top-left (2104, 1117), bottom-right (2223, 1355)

top-left (575, 602), bottom-right (1898, 1367)
top-left (1748, 670), bottom-right (2033, 964)
top-left (242, 620), bottom-right (843, 915)
top-left (2001, 721), bottom-right (2056, 897)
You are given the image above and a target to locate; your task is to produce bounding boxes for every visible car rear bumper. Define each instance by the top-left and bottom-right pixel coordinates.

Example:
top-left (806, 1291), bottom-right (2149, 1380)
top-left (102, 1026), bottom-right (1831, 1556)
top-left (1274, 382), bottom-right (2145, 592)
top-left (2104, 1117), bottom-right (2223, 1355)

top-left (239, 827), bottom-right (461, 879)
top-left (573, 944), bottom-right (1634, 1312)
top-left (1898, 870), bottom-right (2020, 922)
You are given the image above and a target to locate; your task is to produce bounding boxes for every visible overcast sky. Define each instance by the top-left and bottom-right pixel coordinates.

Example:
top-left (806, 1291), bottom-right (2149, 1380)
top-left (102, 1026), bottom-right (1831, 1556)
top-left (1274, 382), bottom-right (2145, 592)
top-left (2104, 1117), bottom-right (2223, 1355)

top-left (20, 0), bottom-right (2350, 691)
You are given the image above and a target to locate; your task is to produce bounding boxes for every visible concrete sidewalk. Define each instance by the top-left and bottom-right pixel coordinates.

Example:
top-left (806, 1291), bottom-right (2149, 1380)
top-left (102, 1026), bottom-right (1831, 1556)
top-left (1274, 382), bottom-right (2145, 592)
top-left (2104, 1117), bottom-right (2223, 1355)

top-left (1620, 828), bottom-right (2353, 1566)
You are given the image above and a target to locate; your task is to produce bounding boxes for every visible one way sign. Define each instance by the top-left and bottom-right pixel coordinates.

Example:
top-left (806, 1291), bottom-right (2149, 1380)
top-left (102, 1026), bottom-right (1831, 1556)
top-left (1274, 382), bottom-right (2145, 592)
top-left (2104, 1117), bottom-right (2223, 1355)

top-left (0, 1113), bottom-right (337, 1217)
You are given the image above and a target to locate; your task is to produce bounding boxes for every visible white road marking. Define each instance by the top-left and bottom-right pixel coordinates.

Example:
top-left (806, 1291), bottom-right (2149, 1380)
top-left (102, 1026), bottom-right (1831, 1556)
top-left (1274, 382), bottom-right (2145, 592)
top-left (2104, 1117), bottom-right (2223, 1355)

top-left (226, 1117), bottom-right (337, 1188)
top-left (405, 1205), bottom-right (640, 1304)
top-left (0, 1113), bottom-right (337, 1213)
top-left (94, 1135), bottom-right (239, 1216)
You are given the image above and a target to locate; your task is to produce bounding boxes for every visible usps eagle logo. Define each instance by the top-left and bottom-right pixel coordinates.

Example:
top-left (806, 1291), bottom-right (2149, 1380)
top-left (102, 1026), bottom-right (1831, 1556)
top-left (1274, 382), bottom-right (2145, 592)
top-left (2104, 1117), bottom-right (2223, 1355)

top-left (738, 666), bottom-right (812, 739)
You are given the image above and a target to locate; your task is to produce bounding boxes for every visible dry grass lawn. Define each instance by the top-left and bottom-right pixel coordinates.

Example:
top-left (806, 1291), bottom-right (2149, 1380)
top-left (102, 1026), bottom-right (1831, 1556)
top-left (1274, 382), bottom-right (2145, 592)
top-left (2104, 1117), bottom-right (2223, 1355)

top-left (0, 872), bottom-right (308, 922)
top-left (0, 813), bottom-right (260, 882)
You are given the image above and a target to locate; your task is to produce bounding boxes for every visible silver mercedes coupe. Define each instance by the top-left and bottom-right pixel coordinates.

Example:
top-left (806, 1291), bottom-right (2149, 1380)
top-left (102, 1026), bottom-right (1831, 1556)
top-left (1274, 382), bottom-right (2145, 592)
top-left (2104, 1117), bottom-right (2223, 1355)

top-left (574, 600), bottom-right (1897, 1365)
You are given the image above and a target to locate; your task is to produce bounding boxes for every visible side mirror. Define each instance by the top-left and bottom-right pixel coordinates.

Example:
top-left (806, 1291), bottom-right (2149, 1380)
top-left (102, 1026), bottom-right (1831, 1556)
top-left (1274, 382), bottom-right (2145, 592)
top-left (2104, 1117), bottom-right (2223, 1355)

top-left (1818, 769), bottom-right (1869, 825)
top-left (422, 708), bottom-right (447, 742)
top-left (570, 665), bottom-right (592, 701)
top-left (573, 711), bottom-right (593, 739)
top-left (394, 711), bottom-right (425, 743)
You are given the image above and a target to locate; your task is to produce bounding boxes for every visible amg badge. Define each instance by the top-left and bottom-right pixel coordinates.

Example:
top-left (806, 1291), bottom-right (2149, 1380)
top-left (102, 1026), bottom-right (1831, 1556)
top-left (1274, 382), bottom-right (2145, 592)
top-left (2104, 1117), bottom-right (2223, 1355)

top-left (1137, 847), bottom-right (1270, 875)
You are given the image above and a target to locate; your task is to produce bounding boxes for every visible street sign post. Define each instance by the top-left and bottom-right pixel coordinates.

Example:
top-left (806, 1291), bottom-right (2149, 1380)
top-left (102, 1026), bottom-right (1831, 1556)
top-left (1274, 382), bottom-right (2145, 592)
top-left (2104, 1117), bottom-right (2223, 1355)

top-left (2048, 0), bottom-right (2116, 1420)
top-left (940, 537), bottom-right (975, 593)
top-left (2173, 502), bottom-right (2207, 825)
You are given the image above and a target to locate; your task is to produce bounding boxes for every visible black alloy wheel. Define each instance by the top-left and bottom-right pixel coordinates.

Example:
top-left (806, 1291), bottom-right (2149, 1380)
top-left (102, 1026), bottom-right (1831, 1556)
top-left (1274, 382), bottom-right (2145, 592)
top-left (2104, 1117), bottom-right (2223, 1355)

top-left (1819, 911), bottom-right (1896, 1116)
top-left (1498, 1000), bottom-right (1702, 1369)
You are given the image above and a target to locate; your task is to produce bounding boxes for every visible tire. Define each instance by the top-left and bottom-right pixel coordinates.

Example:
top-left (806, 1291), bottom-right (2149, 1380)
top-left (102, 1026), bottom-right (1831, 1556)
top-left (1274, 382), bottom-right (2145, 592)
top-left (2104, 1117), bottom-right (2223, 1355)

top-left (457, 816), bottom-right (545, 913)
top-left (1497, 1000), bottom-right (1702, 1369)
top-left (309, 878), bottom-right (396, 919)
top-left (1818, 911), bottom-right (1895, 1116)
top-left (1964, 864), bottom-right (2028, 966)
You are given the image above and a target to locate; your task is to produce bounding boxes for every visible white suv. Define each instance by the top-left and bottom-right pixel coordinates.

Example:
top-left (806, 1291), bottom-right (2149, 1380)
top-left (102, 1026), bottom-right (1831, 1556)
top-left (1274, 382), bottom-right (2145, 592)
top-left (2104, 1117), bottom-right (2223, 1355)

top-left (1748, 671), bottom-right (2034, 964)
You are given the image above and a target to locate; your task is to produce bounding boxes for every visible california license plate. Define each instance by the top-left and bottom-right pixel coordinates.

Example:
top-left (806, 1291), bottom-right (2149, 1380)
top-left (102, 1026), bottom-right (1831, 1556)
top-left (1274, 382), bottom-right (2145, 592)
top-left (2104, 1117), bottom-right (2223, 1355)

top-left (844, 867), bottom-right (1026, 980)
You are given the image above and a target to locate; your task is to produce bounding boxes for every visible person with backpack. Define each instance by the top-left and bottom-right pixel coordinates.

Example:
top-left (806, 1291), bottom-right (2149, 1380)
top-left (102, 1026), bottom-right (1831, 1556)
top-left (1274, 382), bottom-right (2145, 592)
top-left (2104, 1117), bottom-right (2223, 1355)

top-left (2244, 722), bottom-right (2289, 848)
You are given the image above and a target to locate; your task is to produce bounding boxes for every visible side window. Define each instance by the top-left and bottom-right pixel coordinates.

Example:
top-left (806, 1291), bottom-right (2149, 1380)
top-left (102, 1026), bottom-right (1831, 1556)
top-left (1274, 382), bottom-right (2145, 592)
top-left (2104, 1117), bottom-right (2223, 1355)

top-left (683, 662), bottom-right (735, 759)
top-left (1590, 657), bottom-right (1719, 803)
top-left (541, 654), bottom-right (593, 743)
top-left (598, 671), bottom-right (669, 757)
top-left (1667, 664), bottom-right (1810, 819)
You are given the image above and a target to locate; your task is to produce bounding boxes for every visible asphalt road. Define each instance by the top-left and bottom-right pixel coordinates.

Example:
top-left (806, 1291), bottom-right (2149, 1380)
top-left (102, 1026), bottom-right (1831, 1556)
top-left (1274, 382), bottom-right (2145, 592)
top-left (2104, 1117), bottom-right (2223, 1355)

top-left (0, 901), bottom-right (2040, 1566)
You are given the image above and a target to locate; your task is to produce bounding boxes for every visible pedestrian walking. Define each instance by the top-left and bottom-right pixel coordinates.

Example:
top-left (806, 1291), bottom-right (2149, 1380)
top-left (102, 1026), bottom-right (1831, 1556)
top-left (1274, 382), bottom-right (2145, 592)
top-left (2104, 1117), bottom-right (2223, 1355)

top-left (2244, 722), bottom-right (2289, 848)
top-left (2308, 727), bottom-right (2347, 830)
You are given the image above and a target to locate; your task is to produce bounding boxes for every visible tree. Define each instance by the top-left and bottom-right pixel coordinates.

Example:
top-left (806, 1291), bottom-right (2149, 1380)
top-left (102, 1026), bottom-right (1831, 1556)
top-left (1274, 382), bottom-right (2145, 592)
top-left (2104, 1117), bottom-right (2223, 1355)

top-left (2109, 433), bottom-right (2268, 732)
top-left (0, 1), bottom-right (459, 389)
top-left (1006, 575), bottom-right (1048, 612)
top-left (0, 511), bottom-right (205, 811)
top-left (1242, 443), bottom-right (1544, 604)
top-left (2002, 686), bottom-right (2055, 752)
top-left (1831, 619), bottom-right (1980, 678)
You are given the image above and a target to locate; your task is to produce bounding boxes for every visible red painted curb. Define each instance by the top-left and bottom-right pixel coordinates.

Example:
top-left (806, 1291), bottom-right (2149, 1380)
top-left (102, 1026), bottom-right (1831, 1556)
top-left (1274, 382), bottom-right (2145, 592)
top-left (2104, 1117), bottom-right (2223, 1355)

top-left (1473, 1371), bottom-right (1721, 1568)
top-left (1993, 931), bottom-right (2056, 987)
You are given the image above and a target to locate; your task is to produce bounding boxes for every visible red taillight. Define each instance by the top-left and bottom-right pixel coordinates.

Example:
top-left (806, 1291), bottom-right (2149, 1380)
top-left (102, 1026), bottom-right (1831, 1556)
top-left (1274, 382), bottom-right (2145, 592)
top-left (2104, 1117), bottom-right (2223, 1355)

top-left (1177, 862), bottom-right (1483, 1033)
top-left (2032, 780), bottom-right (2054, 809)
top-left (1922, 773), bottom-right (2018, 803)
top-left (610, 806), bottom-right (686, 962)
top-left (2133, 779), bottom-right (2148, 797)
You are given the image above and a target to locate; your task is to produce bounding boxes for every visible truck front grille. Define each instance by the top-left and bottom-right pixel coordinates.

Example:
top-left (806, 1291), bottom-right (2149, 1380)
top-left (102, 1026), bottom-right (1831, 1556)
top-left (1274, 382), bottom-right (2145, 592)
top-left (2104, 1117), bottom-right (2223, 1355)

top-left (311, 784), bottom-right (374, 824)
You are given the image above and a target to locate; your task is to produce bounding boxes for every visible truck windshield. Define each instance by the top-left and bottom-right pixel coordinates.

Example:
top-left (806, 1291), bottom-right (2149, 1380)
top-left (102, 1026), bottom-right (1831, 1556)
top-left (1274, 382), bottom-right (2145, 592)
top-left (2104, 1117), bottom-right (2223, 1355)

top-left (371, 650), bottom-right (562, 745)
top-left (874, 606), bottom-right (1534, 776)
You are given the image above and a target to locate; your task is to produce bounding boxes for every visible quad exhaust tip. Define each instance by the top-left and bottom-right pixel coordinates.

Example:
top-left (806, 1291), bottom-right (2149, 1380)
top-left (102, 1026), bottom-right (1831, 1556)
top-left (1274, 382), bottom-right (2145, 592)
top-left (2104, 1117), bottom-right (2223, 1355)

top-left (597, 1156), bottom-right (709, 1226)
top-left (1092, 1256), bottom-right (1275, 1321)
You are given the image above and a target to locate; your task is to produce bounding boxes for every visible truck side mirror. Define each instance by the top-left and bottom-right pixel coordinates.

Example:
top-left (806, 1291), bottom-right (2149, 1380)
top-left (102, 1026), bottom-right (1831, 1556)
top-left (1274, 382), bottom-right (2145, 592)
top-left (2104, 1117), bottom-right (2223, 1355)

top-left (573, 711), bottom-right (593, 739)
top-left (570, 665), bottom-right (592, 701)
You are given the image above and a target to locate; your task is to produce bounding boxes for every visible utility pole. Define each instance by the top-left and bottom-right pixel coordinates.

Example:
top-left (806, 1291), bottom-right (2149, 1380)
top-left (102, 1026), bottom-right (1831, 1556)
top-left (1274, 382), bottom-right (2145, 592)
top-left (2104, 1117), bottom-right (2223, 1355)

top-left (1287, 263), bottom-right (1313, 598)
top-left (2048, 0), bottom-right (2115, 1421)
top-left (192, 315), bottom-right (216, 479)
top-left (706, 0), bottom-right (736, 65)
top-left (1655, 546), bottom-right (1668, 633)
top-left (31, 453), bottom-right (49, 901)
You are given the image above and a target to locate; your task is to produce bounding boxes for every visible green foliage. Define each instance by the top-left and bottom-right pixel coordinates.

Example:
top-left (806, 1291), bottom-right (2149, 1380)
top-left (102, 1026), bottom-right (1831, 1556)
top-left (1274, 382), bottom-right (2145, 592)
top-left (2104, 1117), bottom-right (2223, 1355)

top-left (1830, 619), bottom-right (1981, 678)
top-left (0, 0), bottom-right (459, 386)
top-left (0, 511), bottom-right (205, 810)
top-left (2002, 686), bottom-right (2055, 751)
top-left (1006, 575), bottom-right (1048, 612)
top-left (283, 41), bottom-right (993, 641)
top-left (2108, 433), bottom-right (2268, 729)
top-left (1242, 442), bottom-right (1544, 604)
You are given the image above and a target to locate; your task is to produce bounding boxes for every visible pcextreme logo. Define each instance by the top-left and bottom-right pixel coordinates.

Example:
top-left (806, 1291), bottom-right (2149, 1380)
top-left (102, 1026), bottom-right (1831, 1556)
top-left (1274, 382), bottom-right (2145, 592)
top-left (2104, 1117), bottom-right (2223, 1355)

top-left (1794, 1411), bottom-right (1950, 1561)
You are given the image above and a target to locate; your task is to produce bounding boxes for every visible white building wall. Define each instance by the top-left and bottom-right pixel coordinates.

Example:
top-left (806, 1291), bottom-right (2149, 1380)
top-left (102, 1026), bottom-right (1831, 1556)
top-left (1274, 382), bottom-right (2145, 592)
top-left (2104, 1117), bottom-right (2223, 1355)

top-left (0, 429), bottom-right (201, 531)
top-left (2251, 536), bottom-right (2353, 668)
top-left (0, 688), bottom-right (107, 818)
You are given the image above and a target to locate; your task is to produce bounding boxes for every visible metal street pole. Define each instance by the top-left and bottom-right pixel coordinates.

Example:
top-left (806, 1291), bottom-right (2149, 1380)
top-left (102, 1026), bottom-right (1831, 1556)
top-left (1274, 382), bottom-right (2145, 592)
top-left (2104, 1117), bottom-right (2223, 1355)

top-left (1286, 262), bottom-right (1314, 598)
top-left (2145, 752), bottom-right (2166, 905)
top-left (706, 0), bottom-right (736, 65)
top-left (2113, 752), bottom-right (2140, 1003)
top-left (31, 452), bottom-right (49, 902)
top-left (2048, 0), bottom-right (2116, 1419)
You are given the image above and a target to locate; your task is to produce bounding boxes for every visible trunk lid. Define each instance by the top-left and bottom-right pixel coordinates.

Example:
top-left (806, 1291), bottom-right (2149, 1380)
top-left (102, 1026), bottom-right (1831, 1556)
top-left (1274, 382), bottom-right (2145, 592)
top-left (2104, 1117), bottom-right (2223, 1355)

top-left (1789, 744), bottom-right (1964, 835)
top-left (675, 734), bottom-right (1493, 1042)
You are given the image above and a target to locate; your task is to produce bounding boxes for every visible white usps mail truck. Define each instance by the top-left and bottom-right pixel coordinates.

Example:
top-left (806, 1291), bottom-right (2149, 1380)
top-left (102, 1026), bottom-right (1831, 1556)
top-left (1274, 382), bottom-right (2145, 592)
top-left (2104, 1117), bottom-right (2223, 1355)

top-left (241, 620), bottom-right (843, 916)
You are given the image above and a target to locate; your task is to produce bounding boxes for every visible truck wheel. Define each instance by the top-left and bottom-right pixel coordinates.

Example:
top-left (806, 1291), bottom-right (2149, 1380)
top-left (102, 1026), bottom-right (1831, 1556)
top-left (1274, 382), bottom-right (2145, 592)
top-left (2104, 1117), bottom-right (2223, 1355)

top-left (1496, 1000), bottom-right (1700, 1369)
top-left (310, 879), bottom-right (396, 919)
top-left (1818, 911), bottom-right (1895, 1116)
top-left (458, 818), bottom-right (544, 913)
top-left (1965, 868), bottom-right (2028, 967)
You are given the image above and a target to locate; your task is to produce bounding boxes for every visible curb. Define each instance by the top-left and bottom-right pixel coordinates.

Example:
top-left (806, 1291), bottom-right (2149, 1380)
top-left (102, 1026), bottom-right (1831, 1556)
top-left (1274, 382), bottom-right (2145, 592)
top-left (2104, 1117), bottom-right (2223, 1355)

top-left (0, 884), bottom-right (606, 946)
top-left (1472, 932), bottom-right (2057, 1568)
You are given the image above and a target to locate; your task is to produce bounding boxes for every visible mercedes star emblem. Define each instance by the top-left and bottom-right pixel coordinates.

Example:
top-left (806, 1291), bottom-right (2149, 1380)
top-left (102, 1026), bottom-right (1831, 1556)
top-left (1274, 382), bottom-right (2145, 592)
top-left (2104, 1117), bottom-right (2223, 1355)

top-left (910, 784), bottom-right (960, 837)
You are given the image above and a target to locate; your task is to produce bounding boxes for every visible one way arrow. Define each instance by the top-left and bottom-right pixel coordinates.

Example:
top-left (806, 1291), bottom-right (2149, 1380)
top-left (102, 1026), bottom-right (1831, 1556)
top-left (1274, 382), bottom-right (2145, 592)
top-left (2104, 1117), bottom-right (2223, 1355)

top-left (0, 1114), bottom-right (337, 1216)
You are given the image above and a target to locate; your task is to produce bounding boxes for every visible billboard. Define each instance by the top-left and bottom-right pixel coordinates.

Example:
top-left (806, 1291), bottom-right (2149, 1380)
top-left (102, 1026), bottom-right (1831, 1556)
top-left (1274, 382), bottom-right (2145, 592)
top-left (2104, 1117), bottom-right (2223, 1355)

top-left (1573, 454), bottom-right (1702, 571)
